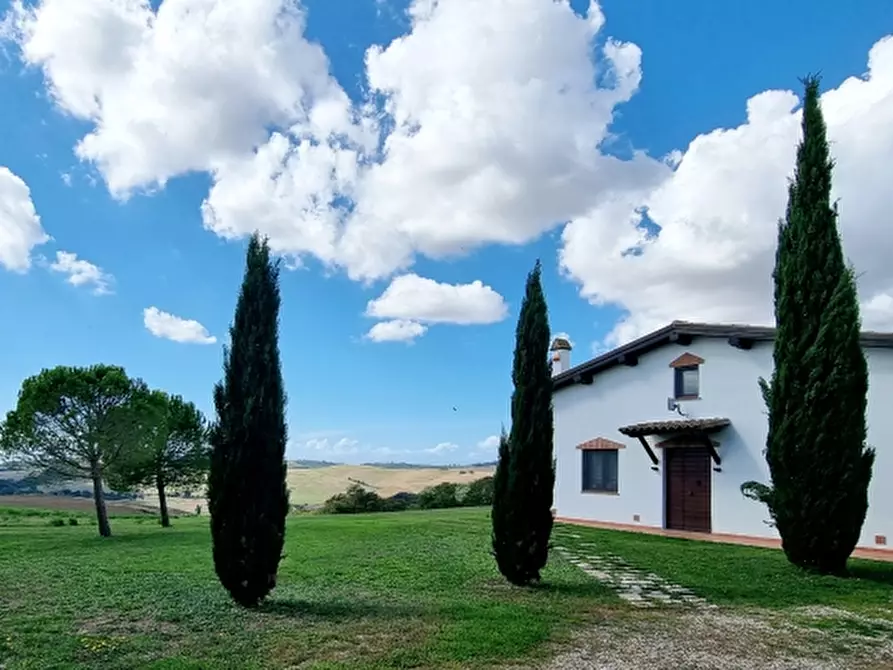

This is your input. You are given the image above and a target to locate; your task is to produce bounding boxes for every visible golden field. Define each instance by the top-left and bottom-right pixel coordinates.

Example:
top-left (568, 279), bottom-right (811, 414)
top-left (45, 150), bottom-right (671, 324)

top-left (285, 463), bottom-right (495, 506)
top-left (1, 464), bottom-right (495, 514)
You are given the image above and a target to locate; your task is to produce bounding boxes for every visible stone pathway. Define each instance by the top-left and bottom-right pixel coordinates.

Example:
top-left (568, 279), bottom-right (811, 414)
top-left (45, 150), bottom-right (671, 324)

top-left (554, 533), bottom-right (715, 609)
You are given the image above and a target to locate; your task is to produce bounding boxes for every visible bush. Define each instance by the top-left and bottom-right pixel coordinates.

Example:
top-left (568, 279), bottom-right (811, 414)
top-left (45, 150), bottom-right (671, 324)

top-left (321, 477), bottom-right (493, 515)
top-left (418, 482), bottom-right (460, 510)
top-left (322, 484), bottom-right (385, 514)
top-left (67, 517), bottom-right (78, 526)
top-left (48, 518), bottom-right (66, 527)
top-left (380, 491), bottom-right (419, 512)
top-left (463, 476), bottom-right (494, 506)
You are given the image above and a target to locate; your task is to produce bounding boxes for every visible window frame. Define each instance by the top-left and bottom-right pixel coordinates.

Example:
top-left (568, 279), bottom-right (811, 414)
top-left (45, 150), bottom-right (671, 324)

top-left (581, 448), bottom-right (619, 494)
top-left (674, 364), bottom-right (700, 400)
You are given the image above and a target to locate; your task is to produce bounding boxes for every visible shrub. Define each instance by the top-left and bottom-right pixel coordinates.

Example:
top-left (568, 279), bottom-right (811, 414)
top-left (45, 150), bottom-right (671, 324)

top-left (322, 484), bottom-right (384, 514)
top-left (463, 476), bottom-right (494, 506)
top-left (418, 482), bottom-right (460, 510)
top-left (48, 518), bottom-right (66, 527)
top-left (67, 517), bottom-right (78, 526)
top-left (380, 491), bottom-right (419, 512)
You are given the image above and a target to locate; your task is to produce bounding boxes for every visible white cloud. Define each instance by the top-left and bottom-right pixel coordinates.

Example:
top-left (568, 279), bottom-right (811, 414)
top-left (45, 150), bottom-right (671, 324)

top-left (143, 306), bottom-right (216, 345)
top-left (561, 36), bottom-right (893, 346)
top-left (288, 434), bottom-right (412, 463)
top-left (364, 274), bottom-right (508, 341)
top-left (427, 441), bottom-right (459, 455)
top-left (5, 0), bottom-right (360, 198)
top-left (0, 166), bottom-right (49, 272)
top-left (365, 319), bottom-right (428, 343)
top-left (5, 0), bottom-right (663, 281)
top-left (48, 251), bottom-right (113, 294)
top-left (9, 1), bottom-right (893, 342)
top-left (476, 434), bottom-right (500, 451)
top-left (298, 437), bottom-right (360, 456)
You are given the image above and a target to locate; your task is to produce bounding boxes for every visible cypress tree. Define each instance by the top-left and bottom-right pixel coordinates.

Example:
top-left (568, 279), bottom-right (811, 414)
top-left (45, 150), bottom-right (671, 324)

top-left (749, 76), bottom-right (874, 574)
top-left (492, 260), bottom-right (555, 586)
top-left (208, 233), bottom-right (290, 607)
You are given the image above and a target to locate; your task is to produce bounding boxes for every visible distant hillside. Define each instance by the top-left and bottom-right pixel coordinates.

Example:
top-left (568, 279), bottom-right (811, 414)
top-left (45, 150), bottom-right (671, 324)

top-left (361, 462), bottom-right (447, 470)
top-left (361, 461), bottom-right (498, 469)
top-left (286, 463), bottom-right (496, 506)
top-left (2, 461), bottom-right (499, 512)
top-left (288, 459), bottom-right (341, 469)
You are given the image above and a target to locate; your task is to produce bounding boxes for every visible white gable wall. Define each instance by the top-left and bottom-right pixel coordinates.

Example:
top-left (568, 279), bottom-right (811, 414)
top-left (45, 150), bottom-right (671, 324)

top-left (553, 337), bottom-right (892, 551)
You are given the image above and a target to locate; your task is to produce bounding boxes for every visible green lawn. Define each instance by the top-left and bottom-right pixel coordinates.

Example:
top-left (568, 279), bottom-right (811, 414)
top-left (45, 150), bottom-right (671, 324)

top-left (0, 508), bottom-right (613, 670)
top-left (1, 506), bottom-right (892, 669)
top-left (552, 525), bottom-right (893, 611)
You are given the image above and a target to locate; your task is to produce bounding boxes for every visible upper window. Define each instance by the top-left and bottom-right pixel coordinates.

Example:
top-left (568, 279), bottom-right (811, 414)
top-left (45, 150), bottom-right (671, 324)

top-left (674, 365), bottom-right (700, 399)
top-left (582, 449), bottom-right (618, 494)
top-left (669, 352), bottom-right (704, 399)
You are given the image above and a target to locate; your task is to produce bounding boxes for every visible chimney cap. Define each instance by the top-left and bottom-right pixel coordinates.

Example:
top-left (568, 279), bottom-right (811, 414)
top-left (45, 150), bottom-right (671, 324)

top-left (550, 337), bottom-right (572, 351)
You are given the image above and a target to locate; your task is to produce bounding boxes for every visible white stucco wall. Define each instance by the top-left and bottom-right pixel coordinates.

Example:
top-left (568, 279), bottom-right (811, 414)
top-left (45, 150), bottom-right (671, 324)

top-left (553, 337), bottom-right (892, 551)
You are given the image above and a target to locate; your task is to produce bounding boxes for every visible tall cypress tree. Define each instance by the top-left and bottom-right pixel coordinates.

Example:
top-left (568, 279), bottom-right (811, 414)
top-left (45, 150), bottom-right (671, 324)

top-left (746, 76), bottom-right (874, 575)
top-left (492, 260), bottom-right (555, 586)
top-left (208, 233), bottom-right (290, 607)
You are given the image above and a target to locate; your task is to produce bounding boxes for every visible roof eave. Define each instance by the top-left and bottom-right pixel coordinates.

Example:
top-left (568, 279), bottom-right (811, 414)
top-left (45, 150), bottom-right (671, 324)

top-left (553, 321), bottom-right (893, 392)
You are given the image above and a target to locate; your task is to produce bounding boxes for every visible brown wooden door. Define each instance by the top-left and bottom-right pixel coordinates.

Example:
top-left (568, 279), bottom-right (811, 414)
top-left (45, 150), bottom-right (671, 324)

top-left (665, 447), bottom-right (712, 533)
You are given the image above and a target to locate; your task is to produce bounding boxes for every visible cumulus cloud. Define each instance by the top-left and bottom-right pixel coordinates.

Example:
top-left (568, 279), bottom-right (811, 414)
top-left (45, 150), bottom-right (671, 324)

top-left (288, 434), bottom-right (412, 463)
top-left (364, 273), bottom-right (508, 340)
top-left (365, 319), bottom-right (428, 343)
top-left (475, 434), bottom-right (501, 452)
top-left (0, 166), bottom-right (49, 272)
top-left (48, 251), bottom-right (113, 294)
top-left (8, 1), bottom-right (893, 343)
top-left (297, 436), bottom-right (360, 457)
top-left (561, 36), bottom-right (893, 346)
top-left (143, 306), bottom-right (216, 345)
top-left (4, 0), bottom-right (662, 281)
top-left (427, 441), bottom-right (459, 455)
top-left (4, 0), bottom-right (358, 198)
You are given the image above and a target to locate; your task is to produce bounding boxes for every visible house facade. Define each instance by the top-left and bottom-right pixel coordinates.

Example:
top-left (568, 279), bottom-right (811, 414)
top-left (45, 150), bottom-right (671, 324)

top-left (551, 322), bottom-right (893, 554)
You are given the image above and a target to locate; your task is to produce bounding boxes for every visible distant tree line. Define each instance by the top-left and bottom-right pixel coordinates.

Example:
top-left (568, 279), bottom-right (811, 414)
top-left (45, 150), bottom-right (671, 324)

top-left (0, 475), bottom-right (134, 500)
top-left (322, 477), bottom-right (494, 515)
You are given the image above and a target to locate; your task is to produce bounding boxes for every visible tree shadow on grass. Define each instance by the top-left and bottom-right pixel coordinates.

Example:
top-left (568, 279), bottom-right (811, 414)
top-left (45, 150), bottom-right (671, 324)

top-left (259, 597), bottom-right (422, 621)
top-left (848, 560), bottom-right (893, 586)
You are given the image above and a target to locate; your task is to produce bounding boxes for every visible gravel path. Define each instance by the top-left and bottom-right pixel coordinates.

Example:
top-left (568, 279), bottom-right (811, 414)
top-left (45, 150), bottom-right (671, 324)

top-left (537, 610), bottom-right (876, 670)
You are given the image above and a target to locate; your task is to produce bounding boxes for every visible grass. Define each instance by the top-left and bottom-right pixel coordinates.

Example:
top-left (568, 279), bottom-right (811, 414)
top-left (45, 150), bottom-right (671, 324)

top-left (552, 525), bottom-right (893, 611)
top-left (0, 503), bottom-right (161, 528)
top-left (0, 508), bottom-right (613, 669)
top-left (1, 507), bottom-right (891, 669)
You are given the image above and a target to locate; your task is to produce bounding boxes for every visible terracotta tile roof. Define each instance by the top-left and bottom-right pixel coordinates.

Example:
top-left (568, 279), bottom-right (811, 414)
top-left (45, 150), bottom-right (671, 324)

top-left (618, 417), bottom-right (730, 438)
top-left (669, 352), bottom-right (705, 368)
top-left (576, 436), bottom-right (626, 450)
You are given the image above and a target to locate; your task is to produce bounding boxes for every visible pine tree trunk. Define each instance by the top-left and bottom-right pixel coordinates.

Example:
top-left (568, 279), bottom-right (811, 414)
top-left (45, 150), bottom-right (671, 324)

top-left (90, 463), bottom-right (111, 538)
top-left (157, 475), bottom-right (171, 528)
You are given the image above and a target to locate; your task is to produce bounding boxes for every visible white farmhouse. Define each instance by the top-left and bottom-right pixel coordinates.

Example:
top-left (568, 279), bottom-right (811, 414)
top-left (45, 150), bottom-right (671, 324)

top-left (551, 321), bottom-right (893, 558)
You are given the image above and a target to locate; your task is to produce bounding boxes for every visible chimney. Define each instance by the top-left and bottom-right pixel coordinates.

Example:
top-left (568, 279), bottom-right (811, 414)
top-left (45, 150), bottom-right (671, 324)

top-left (550, 336), bottom-right (572, 376)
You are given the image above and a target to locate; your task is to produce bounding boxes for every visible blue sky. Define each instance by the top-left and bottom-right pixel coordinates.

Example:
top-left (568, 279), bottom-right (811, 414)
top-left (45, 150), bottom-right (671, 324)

top-left (1, 0), bottom-right (892, 465)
